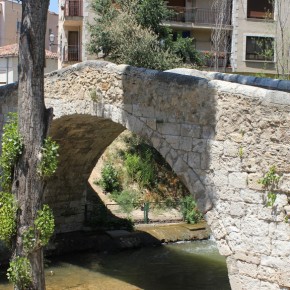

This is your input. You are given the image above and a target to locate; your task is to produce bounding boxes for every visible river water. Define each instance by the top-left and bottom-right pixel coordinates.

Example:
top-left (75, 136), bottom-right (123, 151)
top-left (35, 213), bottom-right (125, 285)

top-left (0, 240), bottom-right (230, 290)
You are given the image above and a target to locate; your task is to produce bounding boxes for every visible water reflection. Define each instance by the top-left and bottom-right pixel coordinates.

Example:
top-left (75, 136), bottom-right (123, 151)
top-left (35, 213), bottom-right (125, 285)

top-left (0, 240), bottom-right (230, 290)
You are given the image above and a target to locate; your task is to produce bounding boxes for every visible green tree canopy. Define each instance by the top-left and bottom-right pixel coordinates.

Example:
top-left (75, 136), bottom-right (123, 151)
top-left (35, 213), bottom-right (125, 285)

top-left (88, 0), bottom-right (203, 70)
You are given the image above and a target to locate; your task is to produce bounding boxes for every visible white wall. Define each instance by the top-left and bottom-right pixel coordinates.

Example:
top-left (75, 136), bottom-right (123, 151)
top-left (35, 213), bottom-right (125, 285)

top-left (0, 57), bottom-right (16, 85)
top-left (0, 56), bottom-right (57, 86)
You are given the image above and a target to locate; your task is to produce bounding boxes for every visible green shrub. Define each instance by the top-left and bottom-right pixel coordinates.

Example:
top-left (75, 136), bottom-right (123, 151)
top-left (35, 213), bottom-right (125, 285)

top-left (181, 195), bottom-right (203, 224)
top-left (124, 151), bottom-right (156, 188)
top-left (96, 163), bottom-right (122, 193)
top-left (0, 113), bottom-right (23, 191)
top-left (23, 204), bottom-right (55, 253)
top-left (124, 153), bottom-right (140, 180)
top-left (0, 192), bottom-right (17, 246)
top-left (170, 34), bottom-right (204, 66)
top-left (111, 190), bottom-right (140, 214)
top-left (38, 137), bottom-right (59, 178)
top-left (7, 256), bottom-right (32, 288)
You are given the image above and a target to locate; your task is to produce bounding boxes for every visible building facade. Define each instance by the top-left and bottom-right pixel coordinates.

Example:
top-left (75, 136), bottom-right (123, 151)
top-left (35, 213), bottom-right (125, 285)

top-left (231, 0), bottom-right (290, 75)
top-left (0, 44), bottom-right (58, 86)
top-left (58, 0), bottom-right (95, 68)
top-left (0, 0), bottom-right (58, 53)
top-left (57, 0), bottom-right (290, 75)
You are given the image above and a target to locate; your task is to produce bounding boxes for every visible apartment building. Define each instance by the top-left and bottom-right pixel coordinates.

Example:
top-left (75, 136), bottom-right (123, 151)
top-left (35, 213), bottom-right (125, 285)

top-left (231, 0), bottom-right (290, 75)
top-left (0, 0), bottom-right (59, 85)
top-left (0, 0), bottom-right (59, 53)
top-left (58, 0), bottom-right (94, 68)
top-left (57, 0), bottom-right (290, 75)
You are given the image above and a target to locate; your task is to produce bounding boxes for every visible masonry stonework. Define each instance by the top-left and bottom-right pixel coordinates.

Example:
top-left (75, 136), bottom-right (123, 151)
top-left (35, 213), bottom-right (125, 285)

top-left (0, 61), bottom-right (290, 290)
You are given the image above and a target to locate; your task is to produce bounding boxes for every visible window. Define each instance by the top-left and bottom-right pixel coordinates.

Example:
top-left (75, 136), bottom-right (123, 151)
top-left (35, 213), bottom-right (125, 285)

top-left (247, 0), bottom-right (274, 19)
top-left (246, 36), bottom-right (274, 61)
top-left (16, 20), bottom-right (21, 34)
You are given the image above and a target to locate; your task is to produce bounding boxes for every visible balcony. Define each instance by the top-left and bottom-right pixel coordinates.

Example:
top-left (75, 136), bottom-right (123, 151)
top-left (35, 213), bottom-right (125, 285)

top-left (63, 0), bottom-right (83, 26)
top-left (64, 0), bottom-right (83, 16)
top-left (167, 7), bottom-right (231, 28)
top-left (62, 44), bottom-right (81, 63)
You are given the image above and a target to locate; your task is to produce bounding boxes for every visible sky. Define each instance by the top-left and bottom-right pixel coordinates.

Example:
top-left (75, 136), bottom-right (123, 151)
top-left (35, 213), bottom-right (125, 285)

top-left (49, 0), bottom-right (58, 13)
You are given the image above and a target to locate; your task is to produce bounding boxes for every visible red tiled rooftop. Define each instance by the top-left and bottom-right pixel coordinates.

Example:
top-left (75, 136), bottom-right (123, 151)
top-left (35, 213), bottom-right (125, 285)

top-left (0, 44), bottom-right (58, 59)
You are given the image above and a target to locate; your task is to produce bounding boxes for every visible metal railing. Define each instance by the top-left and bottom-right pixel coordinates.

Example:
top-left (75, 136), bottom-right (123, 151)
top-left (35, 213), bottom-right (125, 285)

top-left (167, 7), bottom-right (230, 26)
top-left (62, 44), bottom-right (81, 62)
top-left (106, 201), bottom-right (182, 224)
top-left (64, 0), bottom-right (83, 17)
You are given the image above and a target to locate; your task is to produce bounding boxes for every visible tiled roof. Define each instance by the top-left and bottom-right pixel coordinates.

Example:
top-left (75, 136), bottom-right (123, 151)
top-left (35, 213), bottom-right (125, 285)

top-left (0, 44), bottom-right (58, 59)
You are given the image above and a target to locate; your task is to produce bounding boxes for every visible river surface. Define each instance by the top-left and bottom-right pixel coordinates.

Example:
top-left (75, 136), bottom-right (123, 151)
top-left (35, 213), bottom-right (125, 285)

top-left (0, 240), bottom-right (230, 290)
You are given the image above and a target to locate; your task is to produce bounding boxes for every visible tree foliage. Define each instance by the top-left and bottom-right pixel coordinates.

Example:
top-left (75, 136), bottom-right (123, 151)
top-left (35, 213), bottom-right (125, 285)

top-left (88, 0), bottom-right (202, 70)
top-left (7, 257), bottom-right (32, 288)
top-left (0, 192), bottom-right (17, 246)
top-left (0, 113), bottom-right (23, 191)
top-left (181, 195), bottom-right (203, 224)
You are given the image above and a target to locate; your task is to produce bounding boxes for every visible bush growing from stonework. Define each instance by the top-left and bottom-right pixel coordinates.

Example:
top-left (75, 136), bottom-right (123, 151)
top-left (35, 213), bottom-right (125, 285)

top-left (88, 0), bottom-right (203, 70)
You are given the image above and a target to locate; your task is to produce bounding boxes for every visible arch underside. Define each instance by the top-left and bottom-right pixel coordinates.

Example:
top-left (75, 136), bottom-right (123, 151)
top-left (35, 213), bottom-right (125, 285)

top-left (45, 115), bottom-right (125, 233)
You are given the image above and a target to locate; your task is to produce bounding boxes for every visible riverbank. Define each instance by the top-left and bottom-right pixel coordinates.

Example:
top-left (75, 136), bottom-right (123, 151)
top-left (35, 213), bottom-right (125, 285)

top-left (0, 221), bottom-right (210, 265)
top-left (46, 221), bottom-right (210, 256)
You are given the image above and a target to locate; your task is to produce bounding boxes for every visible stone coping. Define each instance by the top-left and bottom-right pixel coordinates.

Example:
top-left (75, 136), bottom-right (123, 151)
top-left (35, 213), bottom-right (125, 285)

top-left (1, 61), bottom-right (289, 107)
top-left (167, 67), bottom-right (290, 93)
top-left (46, 60), bottom-right (290, 107)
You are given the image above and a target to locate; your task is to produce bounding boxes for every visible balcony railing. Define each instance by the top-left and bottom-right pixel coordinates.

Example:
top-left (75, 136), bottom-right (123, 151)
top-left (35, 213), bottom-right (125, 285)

top-left (167, 7), bottom-right (230, 26)
top-left (62, 45), bottom-right (81, 62)
top-left (64, 0), bottom-right (83, 17)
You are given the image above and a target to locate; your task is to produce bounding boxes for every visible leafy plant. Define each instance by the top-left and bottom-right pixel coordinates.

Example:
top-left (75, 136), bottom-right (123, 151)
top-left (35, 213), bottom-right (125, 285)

top-left (23, 205), bottom-right (55, 252)
top-left (238, 146), bottom-right (244, 159)
top-left (111, 190), bottom-right (141, 214)
top-left (23, 227), bottom-right (36, 253)
top-left (258, 166), bottom-right (280, 207)
top-left (124, 153), bottom-right (141, 180)
top-left (7, 256), bottom-right (32, 288)
top-left (0, 113), bottom-right (23, 191)
top-left (124, 151), bottom-right (156, 188)
top-left (170, 34), bottom-right (203, 66)
top-left (0, 192), bottom-right (17, 246)
top-left (96, 163), bottom-right (122, 193)
top-left (181, 195), bottom-right (203, 224)
top-left (35, 204), bottom-right (55, 246)
top-left (88, 0), bottom-right (202, 70)
top-left (38, 137), bottom-right (59, 178)
top-left (267, 192), bottom-right (277, 208)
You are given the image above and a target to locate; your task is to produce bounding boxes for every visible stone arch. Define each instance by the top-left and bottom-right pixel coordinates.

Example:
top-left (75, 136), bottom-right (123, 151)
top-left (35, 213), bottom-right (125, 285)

top-left (44, 61), bottom-right (217, 234)
top-left (1, 61), bottom-right (290, 289)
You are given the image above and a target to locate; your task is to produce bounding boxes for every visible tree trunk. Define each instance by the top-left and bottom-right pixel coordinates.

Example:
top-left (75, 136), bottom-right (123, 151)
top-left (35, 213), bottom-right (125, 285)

top-left (12, 1), bottom-right (51, 289)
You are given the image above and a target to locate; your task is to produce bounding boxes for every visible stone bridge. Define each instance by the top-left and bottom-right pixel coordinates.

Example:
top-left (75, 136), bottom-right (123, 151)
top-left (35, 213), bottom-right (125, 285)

top-left (0, 61), bottom-right (290, 290)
